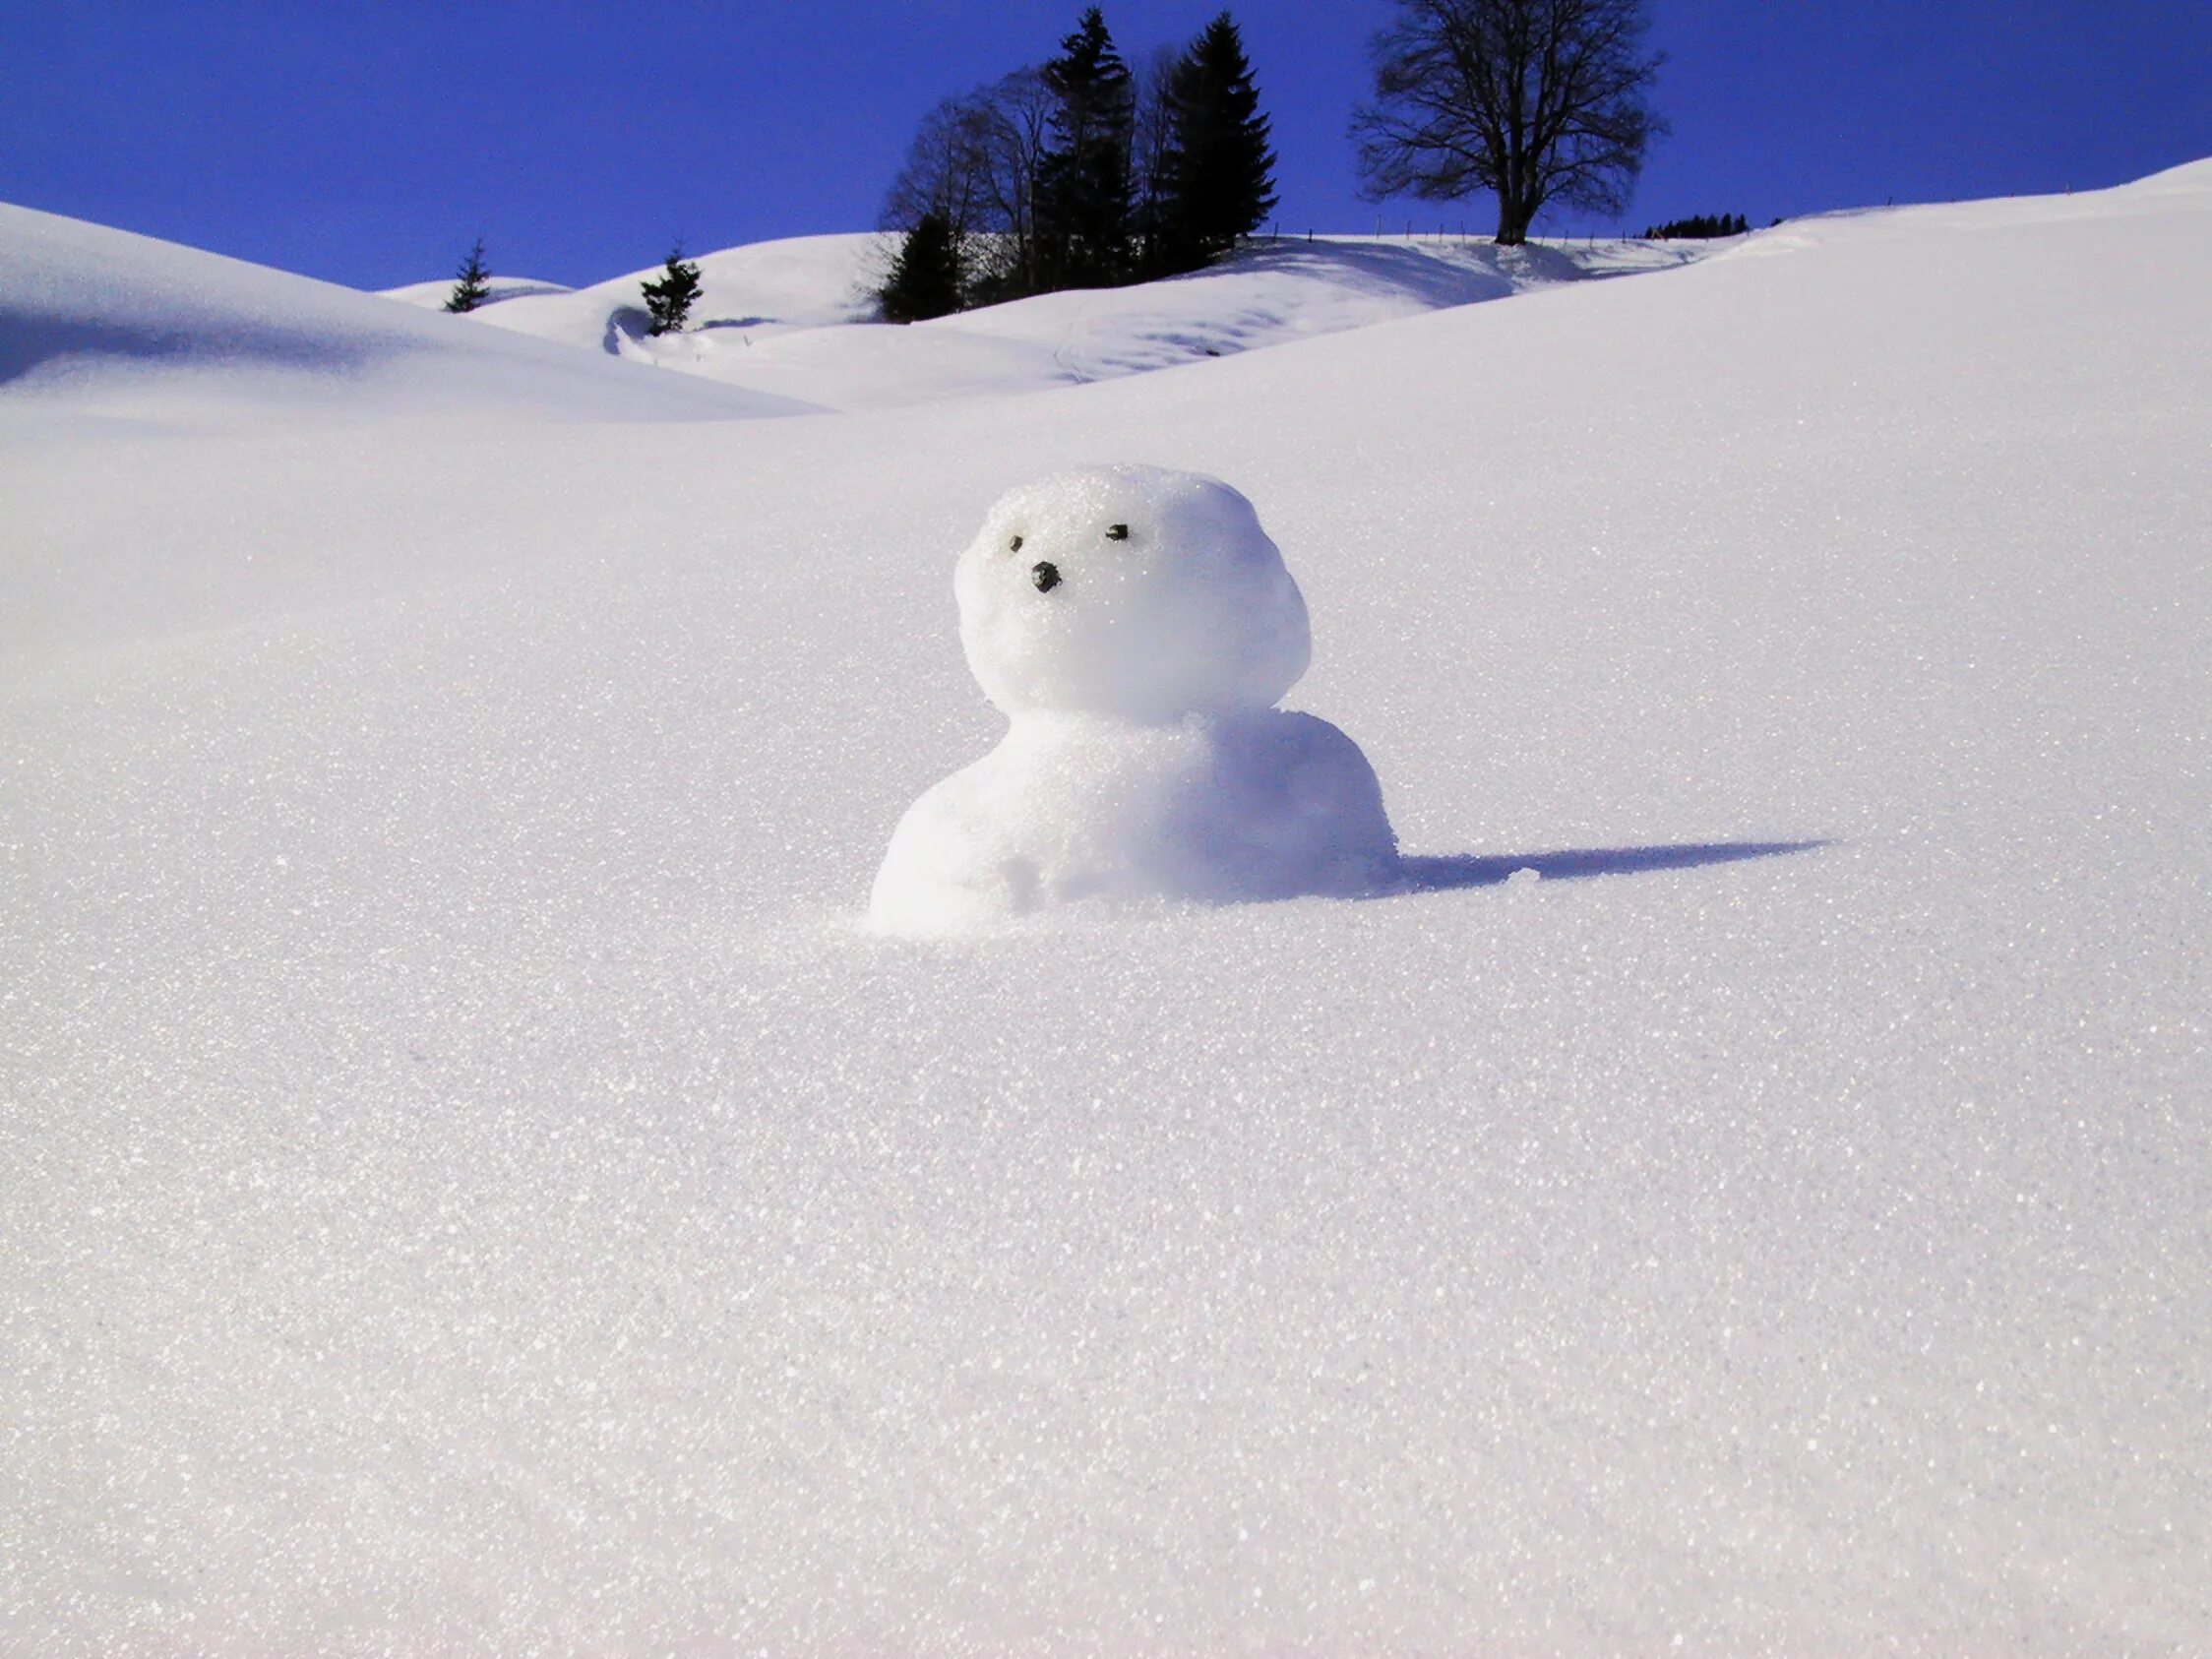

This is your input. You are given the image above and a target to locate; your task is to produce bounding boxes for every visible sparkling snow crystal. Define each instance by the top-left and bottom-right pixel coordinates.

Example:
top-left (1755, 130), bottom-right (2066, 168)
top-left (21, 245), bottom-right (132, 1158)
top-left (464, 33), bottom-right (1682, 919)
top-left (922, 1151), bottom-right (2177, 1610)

top-left (870, 464), bottom-right (1400, 933)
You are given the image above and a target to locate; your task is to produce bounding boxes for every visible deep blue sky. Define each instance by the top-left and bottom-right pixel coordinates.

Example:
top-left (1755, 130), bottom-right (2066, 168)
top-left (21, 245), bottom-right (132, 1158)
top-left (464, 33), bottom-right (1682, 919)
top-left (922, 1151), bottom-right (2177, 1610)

top-left (4, 1), bottom-right (2207, 290)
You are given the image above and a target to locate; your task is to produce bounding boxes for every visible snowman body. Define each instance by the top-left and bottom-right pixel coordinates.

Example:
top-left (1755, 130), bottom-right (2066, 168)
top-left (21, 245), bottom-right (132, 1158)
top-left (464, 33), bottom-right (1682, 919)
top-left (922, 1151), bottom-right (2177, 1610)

top-left (869, 466), bottom-right (1399, 934)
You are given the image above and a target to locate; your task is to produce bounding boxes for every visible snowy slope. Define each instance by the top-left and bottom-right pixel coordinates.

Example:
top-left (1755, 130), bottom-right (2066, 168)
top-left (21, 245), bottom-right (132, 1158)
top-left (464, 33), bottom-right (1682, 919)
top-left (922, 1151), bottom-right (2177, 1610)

top-left (401, 228), bottom-right (1706, 409)
top-left (0, 204), bottom-right (810, 424)
top-left (425, 232), bottom-right (889, 351)
top-left (379, 274), bottom-right (575, 309)
top-left (5, 166), bottom-right (2211, 1655)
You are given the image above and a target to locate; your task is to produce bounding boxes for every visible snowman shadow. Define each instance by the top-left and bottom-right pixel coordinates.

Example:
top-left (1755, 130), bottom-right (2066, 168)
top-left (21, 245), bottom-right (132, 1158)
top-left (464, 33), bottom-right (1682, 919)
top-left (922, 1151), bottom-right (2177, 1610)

top-left (1391, 838), bottom-right (1828, 894)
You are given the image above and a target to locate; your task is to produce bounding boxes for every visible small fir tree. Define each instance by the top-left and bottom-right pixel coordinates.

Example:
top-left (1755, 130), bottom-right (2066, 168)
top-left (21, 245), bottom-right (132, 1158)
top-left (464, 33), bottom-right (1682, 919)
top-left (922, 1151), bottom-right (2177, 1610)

top-left (641, 245), bottom-right (704, 336)
top-left (879, 213), bottom-right (966, 322)
top-left (1159, 12), bottom-right (1276, 273)
top-left (444, 237), bottom-right (493, 312)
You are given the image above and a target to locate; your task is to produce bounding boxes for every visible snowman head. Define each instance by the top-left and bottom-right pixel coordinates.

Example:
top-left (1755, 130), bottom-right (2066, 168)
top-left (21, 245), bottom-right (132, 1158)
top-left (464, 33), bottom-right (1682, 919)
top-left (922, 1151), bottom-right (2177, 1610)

top-left (954, 465), bottom-right (1311, 722)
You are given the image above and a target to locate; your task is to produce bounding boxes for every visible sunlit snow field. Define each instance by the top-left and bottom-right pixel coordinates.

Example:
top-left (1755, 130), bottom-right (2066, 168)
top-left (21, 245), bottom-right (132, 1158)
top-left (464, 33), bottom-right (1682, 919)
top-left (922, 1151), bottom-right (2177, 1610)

top-left (4, 164), bottom-right (2209, 1652)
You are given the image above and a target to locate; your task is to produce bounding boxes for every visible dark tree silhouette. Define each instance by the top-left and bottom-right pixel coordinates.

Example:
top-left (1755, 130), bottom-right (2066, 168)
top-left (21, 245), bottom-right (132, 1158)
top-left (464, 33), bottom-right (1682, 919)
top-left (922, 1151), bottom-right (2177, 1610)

top-left (444, 238), bottom-right (492, 313)
top-left (1159, 12), bottom-right (1277, 272)
top-left (1352, 0), bottom-right (1664, 245)
top-left (879, 212), bottom-right (966, 321)
top-left (1642, 212), bottom-right (1749, 239)
top-left (1035, 7), bottom-right (1137, 289)
top-left (641, 245), bottom-right (704, 336)
top-left (874, 7), bottom-right (1267, 299)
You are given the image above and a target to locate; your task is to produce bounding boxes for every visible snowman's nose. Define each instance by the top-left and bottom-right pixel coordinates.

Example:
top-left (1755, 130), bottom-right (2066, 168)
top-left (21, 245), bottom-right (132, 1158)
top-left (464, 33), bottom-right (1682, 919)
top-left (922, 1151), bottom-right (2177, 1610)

top-left (1031, 561), bottom-right (1062, 593)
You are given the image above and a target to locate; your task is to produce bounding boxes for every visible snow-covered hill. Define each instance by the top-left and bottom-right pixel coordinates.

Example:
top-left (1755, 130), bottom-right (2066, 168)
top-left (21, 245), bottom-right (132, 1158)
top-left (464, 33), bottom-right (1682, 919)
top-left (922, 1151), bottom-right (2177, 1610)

top-left (0, 205), bottom-right (810, 425)
top-left (381, 229), bottom-right (1707, 409)
top-left (5, 164), bottom-right (2210, 1653)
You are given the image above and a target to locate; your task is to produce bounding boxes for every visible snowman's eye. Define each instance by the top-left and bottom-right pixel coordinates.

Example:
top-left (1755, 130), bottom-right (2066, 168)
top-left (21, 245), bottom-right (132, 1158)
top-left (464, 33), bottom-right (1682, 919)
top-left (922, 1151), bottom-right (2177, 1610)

top-left (1105, 523), bottom-right (1129, 541)
top-left (1009, 534), bottom-right (1024, 552)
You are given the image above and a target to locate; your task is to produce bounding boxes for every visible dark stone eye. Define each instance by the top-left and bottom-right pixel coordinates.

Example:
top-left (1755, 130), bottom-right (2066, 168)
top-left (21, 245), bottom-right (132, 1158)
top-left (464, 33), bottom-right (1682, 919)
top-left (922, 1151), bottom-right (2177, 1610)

top-left (1105, 523), bottom-right (1129, 541)
top-left (1031, 561), bottom-right (1061, 592)
top-left (1010, 534), bottom-right (1023, 552)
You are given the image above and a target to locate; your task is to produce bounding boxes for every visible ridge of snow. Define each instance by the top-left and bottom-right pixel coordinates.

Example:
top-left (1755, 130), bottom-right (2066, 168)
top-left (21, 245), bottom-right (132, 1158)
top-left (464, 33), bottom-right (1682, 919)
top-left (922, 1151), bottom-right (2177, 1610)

top-left (379, 275), bottom-right (577, 308)
top-left (415, 229), bottom-right (1708, 409)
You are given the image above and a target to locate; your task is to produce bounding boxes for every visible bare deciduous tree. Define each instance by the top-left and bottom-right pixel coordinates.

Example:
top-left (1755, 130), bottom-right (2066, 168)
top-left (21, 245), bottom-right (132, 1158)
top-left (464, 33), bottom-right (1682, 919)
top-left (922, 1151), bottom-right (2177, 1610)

top-left (883, 98), bottom-right (991, 237)
top-left (882, 69), bottom-right (1055, 303)
top-left (967, 69), bottom-right (1056, 298)
top-left (1130, 44), bottom-right (1182, 277)
top-left (1352, 0), bottom-right (1664, 245)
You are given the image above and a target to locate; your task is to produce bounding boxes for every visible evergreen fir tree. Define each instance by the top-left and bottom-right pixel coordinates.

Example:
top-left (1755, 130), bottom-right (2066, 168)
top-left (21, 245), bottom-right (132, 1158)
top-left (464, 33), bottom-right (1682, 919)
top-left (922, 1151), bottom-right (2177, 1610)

top-left (444, 237), bottom-right (493, 313)
top-left (641, 245), bottom-right (704, 336)
top-left (879, 213), bottom-right (966, 322)
top-left (1034, 7), bottom-right (1137, 290)
top-left (1641, 213), bottom-right (1751, 240)
top-left (1159, 13), bottom-right (1276, 274)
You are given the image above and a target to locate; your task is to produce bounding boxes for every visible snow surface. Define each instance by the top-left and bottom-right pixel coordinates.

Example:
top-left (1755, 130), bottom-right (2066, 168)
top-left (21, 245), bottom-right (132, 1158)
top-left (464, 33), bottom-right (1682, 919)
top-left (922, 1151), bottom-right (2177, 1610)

top-left (5, 167), bottom-right (2211, 1652)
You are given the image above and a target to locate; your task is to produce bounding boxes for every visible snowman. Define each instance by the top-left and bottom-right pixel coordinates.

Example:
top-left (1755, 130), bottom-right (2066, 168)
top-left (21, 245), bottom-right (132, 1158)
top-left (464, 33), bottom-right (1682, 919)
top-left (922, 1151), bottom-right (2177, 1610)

top-left (868, 464), bottom-right (1400, 935)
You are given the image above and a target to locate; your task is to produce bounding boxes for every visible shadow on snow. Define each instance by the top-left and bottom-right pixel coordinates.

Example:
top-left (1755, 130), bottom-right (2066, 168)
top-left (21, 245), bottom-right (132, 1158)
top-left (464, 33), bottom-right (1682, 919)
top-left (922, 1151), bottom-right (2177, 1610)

top-left (1393, 838), bottom-right (1828, 894)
